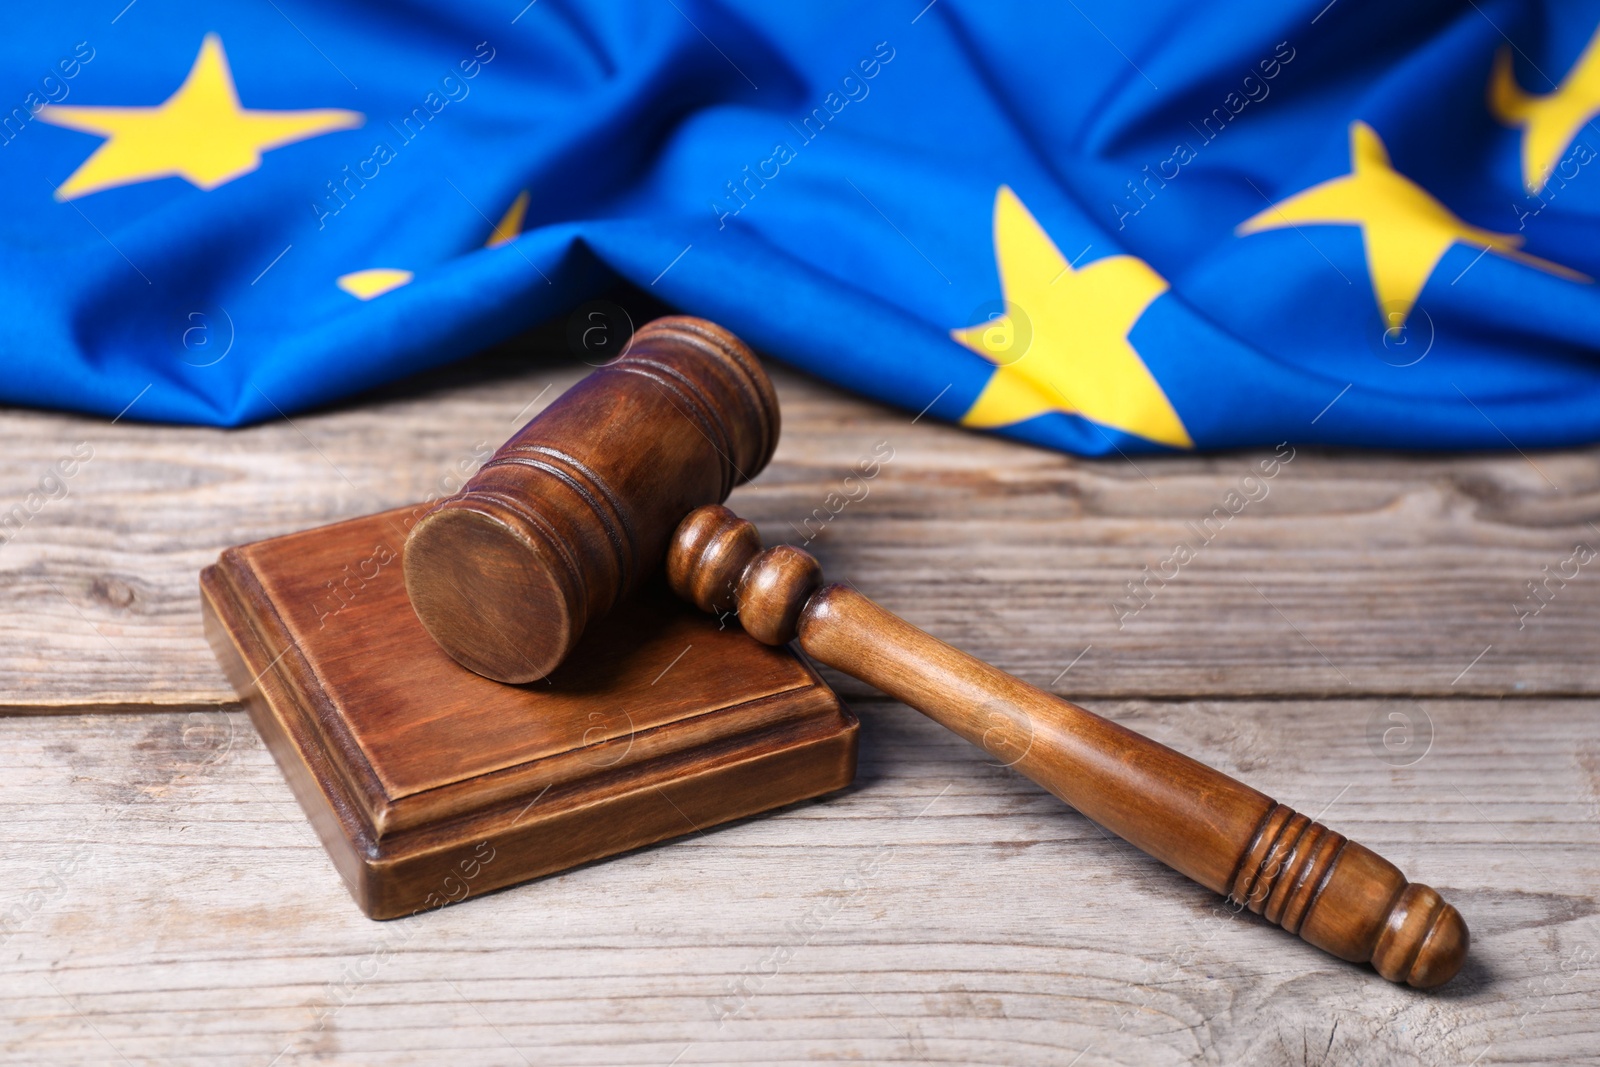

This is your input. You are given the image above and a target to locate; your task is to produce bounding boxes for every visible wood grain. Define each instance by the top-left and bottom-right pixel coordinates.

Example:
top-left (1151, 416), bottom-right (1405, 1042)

top-left (2, 698), bottom-right (1595, 1065)
top-left (202, 505), bottom-right (855, 918)
top-left (670, 504), bottom-right (1468, 987)
top-left (406, 316), bottom-right (782, 684)
top-left (3, 322), bottom-right (1600, 1061)
top-left (3, 334), bottom-right (1600, 708)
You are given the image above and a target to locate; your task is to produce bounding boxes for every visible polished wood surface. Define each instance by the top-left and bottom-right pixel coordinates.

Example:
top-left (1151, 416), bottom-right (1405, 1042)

top-left (3, 330), bottom-right (1597, 1063)
top-left (405, 317), bottom-right (779, 684)
top-left (668, 504), bottom-right (1469, 988)
top-left (201, 506), bottom-right (856, 918)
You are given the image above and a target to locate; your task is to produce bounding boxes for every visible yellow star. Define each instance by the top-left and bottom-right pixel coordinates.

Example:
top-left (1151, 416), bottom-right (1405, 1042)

top-left (1238, 121), bottom-right (1586, 326)
top-left (951, 186), bottom-right (1191, 449)
top-left (337, 268), bottom-right (413, 300)
top-left (38, 33), bottom-right (363, 201)
top-left (1490, 26), bottom-right (1600, 193)
top-left (486, 190), bottom-right (530, 248)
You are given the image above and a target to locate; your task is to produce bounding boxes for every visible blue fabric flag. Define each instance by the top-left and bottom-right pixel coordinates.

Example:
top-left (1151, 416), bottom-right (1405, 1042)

top-left (4, 1), bottom-right (1600, 454)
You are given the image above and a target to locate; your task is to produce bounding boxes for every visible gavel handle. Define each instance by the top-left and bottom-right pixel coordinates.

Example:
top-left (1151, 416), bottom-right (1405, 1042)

top-left (667, 506), bottom-right (1468, 988)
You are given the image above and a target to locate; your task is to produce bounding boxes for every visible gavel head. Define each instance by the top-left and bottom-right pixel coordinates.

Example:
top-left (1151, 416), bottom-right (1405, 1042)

top-left (404, 316), bottom-right (779, 683)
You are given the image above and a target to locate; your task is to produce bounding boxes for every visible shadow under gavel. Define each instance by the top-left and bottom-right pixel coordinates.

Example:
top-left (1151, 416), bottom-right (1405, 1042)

top-left (404, 315), bottom-right (1467, 989)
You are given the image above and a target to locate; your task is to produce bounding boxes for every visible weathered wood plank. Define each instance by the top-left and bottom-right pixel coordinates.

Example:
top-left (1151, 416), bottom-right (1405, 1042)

top-left (2, 336), bottom-right (1600, 709)
top-left (2, 698), bottom-right (1596, 1065)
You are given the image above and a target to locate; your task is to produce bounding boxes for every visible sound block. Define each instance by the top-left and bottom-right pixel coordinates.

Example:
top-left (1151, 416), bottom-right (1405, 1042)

top-left (201, 506), bottom-right (857, 919)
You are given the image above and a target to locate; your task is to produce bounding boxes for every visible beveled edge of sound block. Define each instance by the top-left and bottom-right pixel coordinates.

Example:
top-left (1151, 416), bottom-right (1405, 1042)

top-left (200, 513), bottom-right (858, 920)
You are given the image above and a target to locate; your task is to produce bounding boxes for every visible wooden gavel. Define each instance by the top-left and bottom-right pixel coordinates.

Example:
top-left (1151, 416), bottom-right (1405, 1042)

top-left (405, 316), bottom-right (1467, 988)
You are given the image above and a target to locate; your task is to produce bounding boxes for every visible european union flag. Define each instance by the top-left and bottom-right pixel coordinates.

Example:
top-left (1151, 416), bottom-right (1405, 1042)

top-left (6, 1), bottom-right (1600, 455)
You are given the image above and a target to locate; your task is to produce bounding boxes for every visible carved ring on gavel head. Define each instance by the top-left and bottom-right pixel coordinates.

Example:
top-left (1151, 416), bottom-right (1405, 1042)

top-left (404, 316), bottom-right (779, 683)
top-left (404, 315), bottom-right (1468, 989)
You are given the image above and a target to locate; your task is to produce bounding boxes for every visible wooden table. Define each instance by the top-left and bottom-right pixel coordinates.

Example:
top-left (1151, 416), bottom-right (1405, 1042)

top-left (3, 335), bottom-right (1597, 1065)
